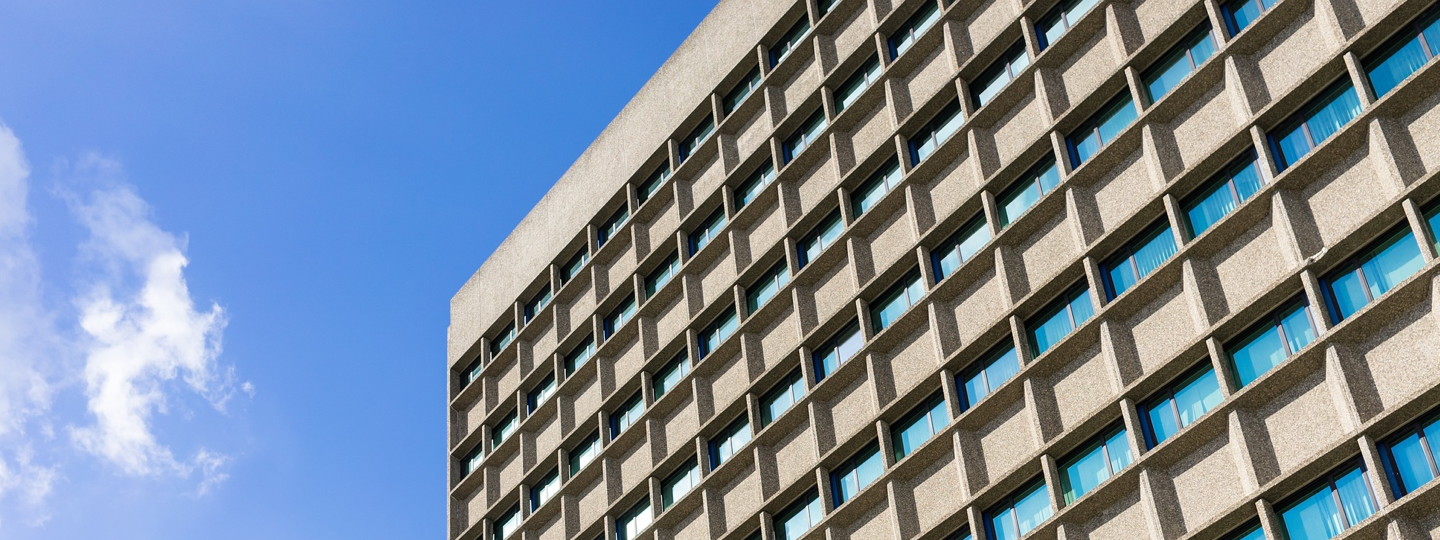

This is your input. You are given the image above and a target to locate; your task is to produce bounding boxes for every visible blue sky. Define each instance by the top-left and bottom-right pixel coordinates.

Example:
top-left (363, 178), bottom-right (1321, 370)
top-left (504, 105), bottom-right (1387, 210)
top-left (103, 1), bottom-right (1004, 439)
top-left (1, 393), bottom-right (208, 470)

top-left (0, 1), bottom-right (715, 537)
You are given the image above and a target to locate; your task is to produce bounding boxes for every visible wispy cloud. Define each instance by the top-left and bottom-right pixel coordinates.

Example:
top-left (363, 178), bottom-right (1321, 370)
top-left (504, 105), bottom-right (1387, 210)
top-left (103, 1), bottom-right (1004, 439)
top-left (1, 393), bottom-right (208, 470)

top-left (0, 123), bottom-right (244, 528)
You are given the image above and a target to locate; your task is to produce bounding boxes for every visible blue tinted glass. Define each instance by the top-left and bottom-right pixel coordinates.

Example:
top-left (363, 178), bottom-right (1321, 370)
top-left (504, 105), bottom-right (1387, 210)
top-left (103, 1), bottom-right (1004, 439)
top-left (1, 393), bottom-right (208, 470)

top-left (1233, 162), bottom-right (1263, 198)
top-left (1430, 209), bottom-right (1440, 253)
top-left (937, 249), bottom-right (962, 279)
top-left (1147, 50), bottom-right (1194, 102)
top-left (1280, 307), bottom-right (1316, 355)
top-left (1037, 163), bottom-right (1061, 191)
top-left (856, 449), bottom-right (883, 491)
top-left (977, 68), bottom-right (1011, 107)
top-left (853, 179), bottom-right (885, 216)
top-left (1275, 124), bottom-right (1312, 169)
top-left (1329, 269), bottom-right (1367, 320)
top-left (1389, 432), bottom-right (1436, 494)
top-left (1106, 430), bottom-right (1133, 472)
top-left (1064, 444), bottom-right (1110, 503)
top-left (1187, 180), bottom-right (1237, 236)
top-left (1108, 258), bottom-right (1138, 297)
top-left (958, 225), bottom-right (991, 262)
top-left (982, 348), bottom-right (1021, 396)
top-left (1191, 32), bottom-right (1217, 64)
top-left (1099, 96), bottom-right (1138, 144)
top-left (1306, 87), bottom-right (1362, 145)
top-left (1174, 369), bottom-right (1222, 426)
top-left (1074, 132), bottom-right (1101, 164)
top-left (1070, 0), bottom-right (1100, 20)
top-left (1368, 36), bottom-right (1429, 98)
top-left (1042, 16), bottom-right (1065, 49)
top-left (1282, 486), bottom-right (1344, 540)
top-left (1001, 182), bottom-right (1043, 225)
top-left (1334, 468), bottom-right (1376, 528)
top-left (1232, 326), bottom-right (1286, 387)
top-left (1147, 400), bottom-right (1180, 445)
top-left (1014, 484), bottom-right (1053, 535)
top-left (1230, 0), bottom-right (1262, 34)
top-left (1032, 296), bottom-right (1084, 356)
top-left (1425, 14), bottom-right (1440, 62)
top-left (896, 412), bottom-right (935, 458)
top-left (1363, 232), bottom-right (1424, 298)
top-left (1231, 526), bottom-right (1265, 540)
top-left (992, 508), bottom-right (1018, 540)
top-left (1069, 290), bottom-right (1095, 325)
top-left (1134, 228), bottom-right (1178, 278)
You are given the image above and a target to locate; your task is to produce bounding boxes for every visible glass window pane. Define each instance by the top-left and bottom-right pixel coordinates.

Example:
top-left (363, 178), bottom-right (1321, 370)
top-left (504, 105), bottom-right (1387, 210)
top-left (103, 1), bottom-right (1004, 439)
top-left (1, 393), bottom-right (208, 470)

top-left (1275, 124), bottom-right (1313, 169)
top-left (1042, 17), bottom-right (1065, 49)
top-left (1389, 432), bottom-right (1435, 495)
top-left (1280, 307), bottom-right (1316, 355)
top-left (1187, 181), bottom-right (1240, 236)
top-left (1334, 468), bottom-right (1376, 528)
top-left (1305, 87), bottom-right (1362, 145)
top-left (1133, 228), bottom-right (1178, 278)
top-left (1098, 96), bottom-right (1138, 144)
top-left (1147, 50), bottom-right (1194, 102)
top-left (1001, 181), bottom-right (1043, 226)
top-left (1108, 259), bottom-right (1139, 297)
top-left (1232, 161), bottom-right (1263, 199)
top-left (856, 450), bottom-right (883, 489)
top-left (1231, 326), bottom-right (1286, 387)
top-left (1147, 400), bottom-right (1181, 445)
top-left (1230, 0), bottom-right (1263, 33)
top-left (958, 222), bottom-right (991, 262)
top-left (853, 178), bottom-right (885, 216)
top-left (1064, 445), bottom-right (1110, 503)
top-left (1069, 289), bottom-right (1095, 326)
top-left (1070, 0), bottom-right (1100, 20)
top-left (1014, 485), bottom-right (1054, 535)
top-left (1174, 369), bottom-right (1223, 427)
top-left (1075, 132), bottom-right (1101, 164)
top-left (1282, 487), bottom-right (1344, 540)
top-left (1330, 270), bottom-right (1369, 320)
top-left (981, 347), bottom-right (1021, 399)
top-left (1362, 232), bottom-right (1424, 298)
top-left (1425, 14), bottom-right (1440, 61)
top-left (992, 508), bottom-right (1018, 540)
top-left (1105, 430), bottom-right (1133, 472)
top-left (1191, 31), bottom-right (1217, 64)
top-left (1368, 36), bottom-right (1429, 98)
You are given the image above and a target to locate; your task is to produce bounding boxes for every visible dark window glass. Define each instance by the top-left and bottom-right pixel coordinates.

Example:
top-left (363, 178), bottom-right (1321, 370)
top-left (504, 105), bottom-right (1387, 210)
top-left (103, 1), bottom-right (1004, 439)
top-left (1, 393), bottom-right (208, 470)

top-left (746, 261), bottom-right (791, 313)
top-left (1069, 92), bottom-right (1138, 166)
top-left (610, 393), bottom-right (644, 436)
top-left (564, 336), bottom-right (595, 374)
top-left (603, 295), bottom-right (637, 338)
top-left (1228, 299), bottom-right (1316, 387)
top-left (490, 322), bottom-right (516, 356)
top-left (814, 320), bottom-right (864, 380)
top-left (493, 504), bottom-right (521, 540)
top-left (797, 211), bottom-right (844, 268)
top-left (462, 444), bottom-right (483, 477)
top-left (1221, 0), bottom-right (1277, 36)
top-left (661, 459), bottom-right (700, 509)
top-left (530, 468), bottom-right (559, 511)
top-left (524, 285), bottom-right (552, 323)
top-left (890, 0), bottom-right (942, 58)
top-left (597, 204), bottom-right (630, 248)
top-left (910, 100), bottom-right (965, 163)
top-left (616, 498), bottom-right (653, 540)
top-left (559, 248), bottom-right (590, 285)
top-left (527, 372), bottom-right (556, 413)
top-left (652, 353), bottom-right (691, 400)
top-left (973, 42), bottom-right (1031, 108)
top-left (710, 416), bottom-right (752, 467)
top-left (1143, 25), bottom-right (1218, 102)
top-left (690, 208), bottom-right (728, 255)
top-left (1271, 82), bottom-right (1363, 171)
top-left (1183, 154), bottom-right (1263, 237)
top-left (998, 159), bottom-right (1062, 227)
top-left (645, 252), bottom-right (681, 297)
top-left (492, 409), bottom-right (518, 447)
top-left (568, 432), bottom-right (600, 474)
top-left (637, 164), bottom-right (671, 205)
top-left (1101, 224), bottom-right (1179, 299)
top-left (1325, 227), bottom-right (1424, 322)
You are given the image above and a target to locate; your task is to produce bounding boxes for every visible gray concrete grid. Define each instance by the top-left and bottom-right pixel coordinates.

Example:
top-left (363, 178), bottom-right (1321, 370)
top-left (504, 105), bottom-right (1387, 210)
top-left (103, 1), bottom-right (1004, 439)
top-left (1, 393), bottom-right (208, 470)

top-left (448, 0), bottom-right (1440, 539)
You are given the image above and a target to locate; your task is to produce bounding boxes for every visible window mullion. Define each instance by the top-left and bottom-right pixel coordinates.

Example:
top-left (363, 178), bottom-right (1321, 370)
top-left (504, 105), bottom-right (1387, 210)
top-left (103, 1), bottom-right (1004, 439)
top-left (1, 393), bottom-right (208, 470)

top-left (1329, 479), bottom-right (1351, 528)
top-left (1275, 312), bottom-right (1294, 355)
top-left (1170, 395), bottom-right (1184, 434)
top-left (1355, 264), bottom-right (1376, 302)
top-left (1419, 429), bottom-right (1440, 478)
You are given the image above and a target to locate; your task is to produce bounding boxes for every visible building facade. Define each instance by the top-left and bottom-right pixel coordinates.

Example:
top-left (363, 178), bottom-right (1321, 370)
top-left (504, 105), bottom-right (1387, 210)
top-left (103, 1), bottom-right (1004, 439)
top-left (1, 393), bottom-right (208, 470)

top-left (448, 0), bottom-right (1440, 539)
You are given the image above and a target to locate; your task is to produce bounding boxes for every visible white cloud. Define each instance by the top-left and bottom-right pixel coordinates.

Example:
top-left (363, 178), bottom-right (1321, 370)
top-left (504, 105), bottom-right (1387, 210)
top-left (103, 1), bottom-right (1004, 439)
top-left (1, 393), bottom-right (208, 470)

top-left (0, 122), bottom-right (243, 527)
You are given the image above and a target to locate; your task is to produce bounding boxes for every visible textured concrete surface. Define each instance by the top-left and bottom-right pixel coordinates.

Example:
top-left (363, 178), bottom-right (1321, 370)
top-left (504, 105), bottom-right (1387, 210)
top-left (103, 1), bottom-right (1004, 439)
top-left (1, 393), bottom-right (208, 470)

top-left (449, 0), bottom-right (1440, 538)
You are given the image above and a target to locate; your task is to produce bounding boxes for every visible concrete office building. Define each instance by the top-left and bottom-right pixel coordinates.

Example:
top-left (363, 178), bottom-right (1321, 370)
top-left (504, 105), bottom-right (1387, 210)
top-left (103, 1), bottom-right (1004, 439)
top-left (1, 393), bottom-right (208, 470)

top-left (449, 0), bottom-right (1440, 539)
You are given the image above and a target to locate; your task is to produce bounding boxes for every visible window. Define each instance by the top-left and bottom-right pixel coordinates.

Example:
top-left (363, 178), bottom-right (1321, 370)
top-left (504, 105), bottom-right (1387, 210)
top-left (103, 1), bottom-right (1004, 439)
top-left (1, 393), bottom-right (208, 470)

top-left (835, 56), bottom-right (882, 113)
top-left (690, 208), bottom-right (727, 254)
top-left (1143, 26), bottom-right (1217, 103)
top-left (1381, 413), bottom-right (1440, 497)
top-left (564, 336), bottom-right (595, 374)
top-left (960, 343), bottom-right (1021, 409)
top-left (818, 0), bottom-right (837, 15)
top-left (1069, 92), bottom-right (1138, 166)
top-left (1101, 224), bottom-right (1178, 299)
top-left (783, 110), bottom-right (828, 163)
top-left (490, 323), bottom-right (515, 356)
top-left (528, 372), bottom-right (557, 413)
top-left (492, 409), bottom-right (518, 447)
top-left (645, 252), bottom-right (681, 297)
top-left (987, 481), bottom-right (1054, 540)
top-left (1325, 227), bottom-right (1424, 322)
top-left (637, 164), bottom-right (671, 205)
top-left (946, 529), bottom-right (974, 540)
top-left (893, 393), bottom-right (950, 460)
top-left (661, 459), bottom-right (701, 509)
top-left (1366, 10), bottom-right (1440, 99)
top-left (1222, 523), bottom-right (1266, 540)
top-left (1183, 154), bottom-right (1264, 237)
top-left (493, 505), bottom-right (520, 540)
top-left (463, 357), bottom-right (484, 387)
top-left (1271, 82), bottom-right (1363, 171)
top-left (1280, 464), bottom-right (1377, 540)
top-left (710, 416), bottom-right (752, 467)
top-left (851, 158), bottom-right (903, 217)
top-left (798, 211), bottom-right (844, 268)
top-left (735, 160), bottom-right (777, 208)
top-left (1060, 426), bottom-right (1133, 503)
top-left (653, 353), bottom-right (691, 400)
top-left (746, 261), bottom-right (791, 313)
top-left (560, 249), bottom-right (589, 285)
top-left (998, 159), bottom-right (1062, 227)
top-left (870, 269), bottom-right (925, 332)
top-left (616, 498), bottom-right (653, 540)
top-left (1221, 0), bottom-right (1277, 36)
top-left (1228, 300), bottom-right (1316, 387)
top-left (597, 204), bottom-right (630, 248)
top-left (761, 370), bottom-right (806, 426)
top-left (771, 17), bottom-right (812, 66)
top-left (524, 285), bottom-right (552, 323)
top-left (933, 216), bottom-right (990, 280)
top-left (1028, 285), bottom-right (1096, 356)
top-left (973, 42), bottom-right (1031, 108)
top-left (569, 432), bottom-right (600, 474)
top-left (698, 307), bottom-right (739, 358)
top-left (679, 116), bottom-right (715, 163)
top-left (831, 442), bottom-right (883, 506)
top-left (462, 445), bottom-right (483, 477)
top-left (1140, 365), bottom-right (1223, 447)
top-left (724, 66), bottom-right (763, 114)
top-left (813, 320), bottom-right (864, 380)
top-left (889, 0), bottom-right (941, 58)
top-left (611, 393), bottom-right (644, 437)
top-left (604, 295), bottom-right (638, 339)
top-left (776, 490), bottom-right (823, 540)
top-left (530, 468), bottom-right (559, 511)
top-left (1037, 0), bottom-right (1101, 49)
top-left (910, 100), bottom-right (965, 163)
